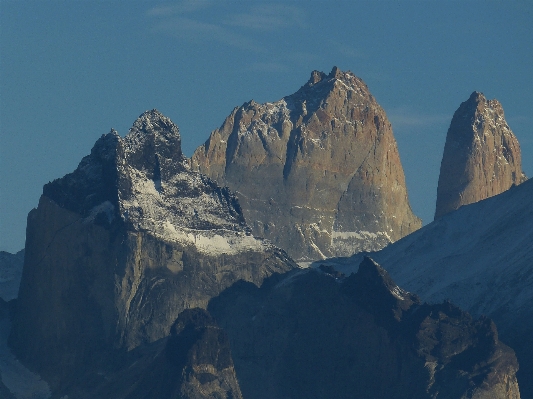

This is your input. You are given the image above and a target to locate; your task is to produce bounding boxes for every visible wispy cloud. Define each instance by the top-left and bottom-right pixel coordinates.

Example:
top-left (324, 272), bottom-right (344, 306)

top-left (146, 0), bottom-right (214, 17)
top-left (153, 17), bottom-right (261, 51)
top-left (223, 5), bottom-right (306, 31)
top-left (146, 2), bottom-right (306, 53)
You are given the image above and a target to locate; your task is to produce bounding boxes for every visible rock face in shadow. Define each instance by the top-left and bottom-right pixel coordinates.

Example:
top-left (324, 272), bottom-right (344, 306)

top-left (208, 257), bottom-right (521, 399)
top-left (44, 308), bottom-right (243, 399)
top-left (192, 67), bottom-right (421, 262)
top-left (9, 110), bottom-right (296, 393)
top-left (435, 91), bottom-right (526, 220)
top-left (120, 308), bottom-right (242, 399)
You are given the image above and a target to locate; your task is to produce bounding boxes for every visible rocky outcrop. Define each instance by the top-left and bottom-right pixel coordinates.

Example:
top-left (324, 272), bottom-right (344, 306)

top-left (120, 308), bottom-right (242, 399)
top-left (9, 110), bottom-right (296, 393)
top-left (209, 257), bottom-right (520, 399)
top-left (435, 91), bottom-right (526, 219)
top-left (192, 67), bottom-right (421, 262)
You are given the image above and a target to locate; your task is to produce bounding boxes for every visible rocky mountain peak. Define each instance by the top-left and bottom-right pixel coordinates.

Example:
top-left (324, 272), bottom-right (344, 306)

top-left (130, 109), bottom-right (174, 130)
top-left (192, 67), bottom-right (421, 261)
top-left (42, 110), bottom-right (188, 221)
top-left (304, 66), bottom-right (344, 87)
top-left (123, 109), bottom-right (185, 181)
top-left (328, 65), bottom-right (343, 79)
top-left (355, 257), bottom-right (418, 307)
top-left (435, 91), bottom-right (526, 219)
top-left (345, 257), bottom-right (419, 324)
top-left (307, 70), bottom-right (326, 85)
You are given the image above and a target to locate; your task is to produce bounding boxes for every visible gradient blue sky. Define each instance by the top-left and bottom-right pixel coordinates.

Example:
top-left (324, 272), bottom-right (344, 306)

top-left (1, 1), bottom-right (532, 253)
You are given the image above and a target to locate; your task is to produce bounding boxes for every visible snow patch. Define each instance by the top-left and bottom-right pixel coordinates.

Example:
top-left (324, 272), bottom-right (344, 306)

top-left (160, 221), bottom-right (267, 256)
top-left (84, 201), bottom-right (115, 224)
top-left (330, 230), bottom-right (391, 257)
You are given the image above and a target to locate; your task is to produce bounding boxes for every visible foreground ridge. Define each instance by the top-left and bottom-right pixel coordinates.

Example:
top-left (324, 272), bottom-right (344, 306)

top-left (208, 257), bottom-right (520, 399)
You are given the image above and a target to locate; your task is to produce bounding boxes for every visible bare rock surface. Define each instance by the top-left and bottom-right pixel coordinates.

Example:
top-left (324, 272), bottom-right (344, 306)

top-left (192, 67), bottom-right (421, 262)
top-left (435, 91), bottom-right (526, 220)
top-left (9, 110), bottom-right (296, 395)
top-left (208, 257), bottom-right (520, 399)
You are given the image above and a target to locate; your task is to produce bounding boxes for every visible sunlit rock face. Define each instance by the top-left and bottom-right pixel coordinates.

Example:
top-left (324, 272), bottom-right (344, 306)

top-left (435, 91), bottom-right (526, 220)
top-left (208, 258), bottom-right (521, 399)
top-left (9, 110), bottom-right (296, 391)
top-left (192, 67), bottom-right (421, 262)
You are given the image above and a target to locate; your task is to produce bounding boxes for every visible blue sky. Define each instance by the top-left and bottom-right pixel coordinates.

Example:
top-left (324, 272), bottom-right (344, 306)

top-left (1, 1), bottom-right (532, 253)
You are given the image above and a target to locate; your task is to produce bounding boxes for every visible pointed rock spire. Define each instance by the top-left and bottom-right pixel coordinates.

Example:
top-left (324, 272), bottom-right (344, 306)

top-left (435, 92), bottom-right (526, 220)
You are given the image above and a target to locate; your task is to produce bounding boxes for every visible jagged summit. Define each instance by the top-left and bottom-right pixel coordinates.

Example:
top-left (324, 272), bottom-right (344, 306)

top-left (192, 67), bottom-right (421, 261)
top-left (125, 109), bottom-right (184, 172)
top-left (302, 66), bottom-right (353, 87)
top-left (43, 110), bottom-right (250, 239)
top-left (435, 91), bottom-right (526, 219)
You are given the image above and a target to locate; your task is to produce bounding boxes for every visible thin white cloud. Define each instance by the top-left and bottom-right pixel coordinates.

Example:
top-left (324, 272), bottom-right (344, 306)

top-left (146, 2), bottom-right (307, 53)
top-left (223, 5), bottom-right (306, 31)
top-left (152, 17), bottom-right (261, 52)
top-left (147, 0), bottom-right (214, 17)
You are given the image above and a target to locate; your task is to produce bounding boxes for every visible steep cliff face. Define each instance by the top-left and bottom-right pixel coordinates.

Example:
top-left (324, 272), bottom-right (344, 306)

top-left (9, 110), bottom-right (296, 391)
top-left (192, 67), bottom-right (421, 262)
top-left (208, 257), bottom-right (520, 399)
top-left (435, 91), bottom-right (526, 219)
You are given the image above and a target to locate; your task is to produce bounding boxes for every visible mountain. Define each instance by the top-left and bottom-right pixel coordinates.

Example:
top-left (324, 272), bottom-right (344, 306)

top-left (192, 67), bottom-right (421, 262)
top-left (208, 257), bottom-right (520, 399)
top-left (318, 178), bottom-right (533, 398)
top-left (0, 250), bottom-right (24, 301)
top-left (9, 110), bottom-right (296, 394)
top-left (435, 91), bottom-right (526, 220)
